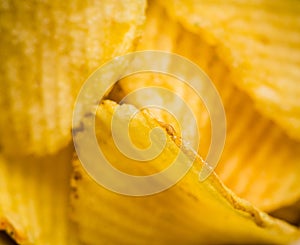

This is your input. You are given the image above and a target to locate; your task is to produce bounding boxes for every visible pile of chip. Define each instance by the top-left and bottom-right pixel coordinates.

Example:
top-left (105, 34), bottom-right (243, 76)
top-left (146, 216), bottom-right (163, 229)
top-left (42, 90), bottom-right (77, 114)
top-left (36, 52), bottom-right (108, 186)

top-left (0, 0), bottom-right (299, 244)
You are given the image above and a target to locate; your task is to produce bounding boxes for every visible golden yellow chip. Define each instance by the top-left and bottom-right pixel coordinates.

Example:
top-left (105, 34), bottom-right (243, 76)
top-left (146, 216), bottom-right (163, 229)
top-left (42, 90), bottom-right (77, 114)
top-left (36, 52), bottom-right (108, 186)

top-left (0, 0), bottom-right (146, 156)
top-left (108, 1), bottom-right (300, 212)
top-left (70, 100), bottom-right (300, 244)
top-left (0, 146), bottom-right (78, 245)
top-left (160, 0), bottom-right (300, 141)
top-left (1, 1), bottom-right (299, 244)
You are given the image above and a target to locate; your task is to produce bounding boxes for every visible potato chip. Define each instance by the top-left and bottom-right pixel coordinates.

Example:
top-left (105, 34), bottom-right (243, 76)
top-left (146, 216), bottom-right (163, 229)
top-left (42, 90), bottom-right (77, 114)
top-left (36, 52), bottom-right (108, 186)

top-left (0, 146), bottom-right (78, 245)
top-left (70, 100), bottom-right (300, 244)
top-left (0, 0), bottom-right (146, 156)
top-left (108, 1), bottom-right (300, 212)
top-left (108, 2), bottom-right (214, 162)
top-left (160, 0), bottom-right (300, 141)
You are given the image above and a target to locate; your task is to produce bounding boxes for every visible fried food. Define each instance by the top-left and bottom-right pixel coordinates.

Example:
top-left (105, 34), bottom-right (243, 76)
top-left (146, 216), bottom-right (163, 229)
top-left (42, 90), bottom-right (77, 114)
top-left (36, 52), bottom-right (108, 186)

top-left (109, 2), bottom-right (300, 212)
top-left (0, 0), bottom-right (146, 156)
top-left (160, 0), bottom-right (300, 141)
top-left (0, 146), bottom-right (78, 245)
top-left (70, 100), bottom-right (300, 245)
top-left (1, 1), bottom-right (300, 244)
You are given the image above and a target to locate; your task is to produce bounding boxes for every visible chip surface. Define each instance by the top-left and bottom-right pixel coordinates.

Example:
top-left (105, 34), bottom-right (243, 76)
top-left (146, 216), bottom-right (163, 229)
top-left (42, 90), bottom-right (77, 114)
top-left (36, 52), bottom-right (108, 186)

top-left (71, 100), bottom-right (300, 244)
top-left (160, 0), bottom-right (300, 141)
top-left (0, 0), bottom-right (146, 156)
top-left (109, 2), bottom-right (300, 212)
top-left (0, 146), bottom-right (78, 245)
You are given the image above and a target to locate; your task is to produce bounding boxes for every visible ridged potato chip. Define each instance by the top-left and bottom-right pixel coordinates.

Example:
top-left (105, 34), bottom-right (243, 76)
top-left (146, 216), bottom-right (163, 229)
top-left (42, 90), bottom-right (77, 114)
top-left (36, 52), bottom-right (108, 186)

top-left (0, 146), bottom-right (78, 245)
top-left (1, 1), bottom-right (300, 244)
top-left (70, 100), bottom-right (300, 244)
top-left (0, 0), bottom-right (146, 156)
top-left (109, 2), bottom-right (300, 212)
top-left (160, 0), bottom-right (300, 141)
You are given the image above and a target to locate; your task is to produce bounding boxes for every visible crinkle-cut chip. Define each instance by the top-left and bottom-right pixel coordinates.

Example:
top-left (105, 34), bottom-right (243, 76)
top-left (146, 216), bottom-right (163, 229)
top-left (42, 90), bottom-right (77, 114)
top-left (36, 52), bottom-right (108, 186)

top-left (0, 0), bottom-right (146, 156)
top-left (159, 0), bottom-right (300, 141)
top-left (108, 2), bottom-right (300, 212)
top-left (70, 100), bottom-right (300, 245)
top-left (0, 146), bottom-right (78, 245)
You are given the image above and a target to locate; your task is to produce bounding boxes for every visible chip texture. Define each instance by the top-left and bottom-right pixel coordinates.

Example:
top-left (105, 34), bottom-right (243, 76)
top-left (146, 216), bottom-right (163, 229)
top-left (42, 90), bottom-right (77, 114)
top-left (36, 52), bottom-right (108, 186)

top-left (71, 100), bottom-right (300, 244)
top-left (0, 0), bottom-right (146, 155)
top-left (0, 146), bottom-right (78, 245)
top-left (109, 2), bottom-right (300, 212)
top-left (160, 0), bottom-right (300, 141)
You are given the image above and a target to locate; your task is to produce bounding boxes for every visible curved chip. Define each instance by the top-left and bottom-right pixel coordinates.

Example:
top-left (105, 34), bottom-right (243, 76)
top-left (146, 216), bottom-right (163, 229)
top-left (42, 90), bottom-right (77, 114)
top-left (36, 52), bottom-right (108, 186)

top-left (70, 100), bottom-right (300, 244)
top-left (0, 0), bottom-right (146, 156)
top-left (159, 0), bottom-right (300, 141)
top-left (108, 2), bottom-right (300, 212)
top-left (0, 146), bottom-right (78, 245)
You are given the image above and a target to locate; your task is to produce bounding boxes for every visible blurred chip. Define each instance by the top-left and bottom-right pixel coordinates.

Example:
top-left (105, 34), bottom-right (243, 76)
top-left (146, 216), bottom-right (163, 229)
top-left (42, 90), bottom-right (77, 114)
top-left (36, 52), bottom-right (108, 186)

top-left (160, 0), bottom-right (300, 141)
top-left (0, 146), bottom-right (78, 245)
top-left (0, 0), bottom-right (146, 156)
top-left (71, 100), bottom-right (300, 244)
